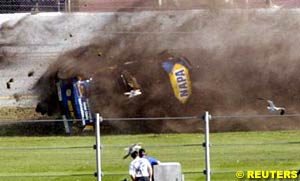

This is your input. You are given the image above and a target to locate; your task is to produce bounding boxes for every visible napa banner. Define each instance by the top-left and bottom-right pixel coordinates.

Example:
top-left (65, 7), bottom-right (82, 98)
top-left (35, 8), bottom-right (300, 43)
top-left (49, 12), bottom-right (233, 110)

top-left (162, 57), bottom-right (192, 104)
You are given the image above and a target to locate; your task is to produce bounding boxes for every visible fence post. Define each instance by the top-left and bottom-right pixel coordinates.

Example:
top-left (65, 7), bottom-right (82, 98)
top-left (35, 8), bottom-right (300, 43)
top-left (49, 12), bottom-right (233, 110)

top-left (67, 0), bottom-right (71, 12)
top-left (204, 111), bottom-right (211, 181)
top-left (158, 0), bottom-right (162, 7)
top-left (95, 113), bottom-right (102, 181)
top-left (58, 0), bottom-right (60, 12)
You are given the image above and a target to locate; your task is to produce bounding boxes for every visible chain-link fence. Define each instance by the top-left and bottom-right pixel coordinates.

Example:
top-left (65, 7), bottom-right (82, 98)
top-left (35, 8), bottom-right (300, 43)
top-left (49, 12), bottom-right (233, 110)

top-left (1, 0), bottom-right (300, 14)
top-left (0, 0), bottom-right (67, 13)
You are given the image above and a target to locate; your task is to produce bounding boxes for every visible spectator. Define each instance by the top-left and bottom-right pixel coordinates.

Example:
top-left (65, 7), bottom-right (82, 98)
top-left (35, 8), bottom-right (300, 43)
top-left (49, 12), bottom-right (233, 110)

top-left (139, 148), bottom-right (160, 167)
top-left (124, 144), bottom-right (152, 181)
top-left (139, 148), bottom-right (160, 181)
top-left (129, 151), bottom-right (152, 181)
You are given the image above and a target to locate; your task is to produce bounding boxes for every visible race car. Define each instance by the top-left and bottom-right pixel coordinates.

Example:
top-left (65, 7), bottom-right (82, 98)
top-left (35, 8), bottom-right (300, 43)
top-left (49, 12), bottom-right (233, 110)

top-left (35, 71), bottom-right (142, 134)
top-left (36, 77), bottom-right (93, 134)
top-left (35, 54), bottom-right (192, 134)
top-left (56, 77), bottom-right (93, 133)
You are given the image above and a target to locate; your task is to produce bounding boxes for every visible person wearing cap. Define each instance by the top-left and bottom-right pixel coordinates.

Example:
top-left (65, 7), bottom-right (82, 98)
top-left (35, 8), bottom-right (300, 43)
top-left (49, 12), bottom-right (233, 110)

top-left (129, 150), bottom-right (152, 181)
top-left (124, 144), bottom-right (153, 181)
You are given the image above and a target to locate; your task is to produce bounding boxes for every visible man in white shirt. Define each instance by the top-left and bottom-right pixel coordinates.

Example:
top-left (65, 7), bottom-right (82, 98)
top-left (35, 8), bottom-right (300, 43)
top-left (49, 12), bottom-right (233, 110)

top-left (129, 150), bottom-right (152, 181)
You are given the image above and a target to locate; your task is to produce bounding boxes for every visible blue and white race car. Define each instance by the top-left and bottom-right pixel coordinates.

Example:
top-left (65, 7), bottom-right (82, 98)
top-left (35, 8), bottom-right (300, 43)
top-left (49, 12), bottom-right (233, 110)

top-left (36, 77), bottom-right (93, 134)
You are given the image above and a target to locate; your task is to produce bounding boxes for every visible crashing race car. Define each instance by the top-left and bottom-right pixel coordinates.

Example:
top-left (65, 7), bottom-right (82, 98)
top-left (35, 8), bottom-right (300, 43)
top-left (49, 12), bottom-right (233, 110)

top-left (35, 54), bottom-right (192, 134)
top-left (36, 77), bottom-right (93, 134)
top-left (56, 77), bottom-right (93, 133)
top-left (35, 72), bottom-right (142, 134)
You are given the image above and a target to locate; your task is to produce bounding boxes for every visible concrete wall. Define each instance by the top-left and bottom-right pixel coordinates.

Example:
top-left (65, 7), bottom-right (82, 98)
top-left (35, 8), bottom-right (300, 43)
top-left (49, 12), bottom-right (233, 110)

top-left (0, 12), bottom-right (114, 106)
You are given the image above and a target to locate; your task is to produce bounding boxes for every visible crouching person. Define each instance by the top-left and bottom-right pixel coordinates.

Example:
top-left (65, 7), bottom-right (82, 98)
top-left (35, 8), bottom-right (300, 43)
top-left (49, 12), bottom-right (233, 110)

top-left (129, 150), bottom-right (153, 181)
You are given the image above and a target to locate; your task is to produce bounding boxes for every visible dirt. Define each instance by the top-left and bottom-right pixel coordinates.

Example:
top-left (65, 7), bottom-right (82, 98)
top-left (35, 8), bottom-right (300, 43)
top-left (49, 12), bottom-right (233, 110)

top-left (1, 7), bottom-right (300, 134)
top-left (29, 9), bottom-right (300, 134)
top-left (0, 107), bottom-right (43, 120)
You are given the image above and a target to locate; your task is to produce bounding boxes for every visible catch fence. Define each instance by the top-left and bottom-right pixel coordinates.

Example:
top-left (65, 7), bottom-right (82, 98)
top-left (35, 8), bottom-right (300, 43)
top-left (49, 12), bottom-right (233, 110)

top-left (94, 113), bottom-right (203, 181)
top-left (1, 0), bottom-right (300, 13)
top-left (0, 114), bottom-right (203, 181)
top-left (1, 112), bottom-right (300, 180)
top-left (202, 112), bottom-right (300, 181)
top-left (93, 112), bottom-right (300, 181)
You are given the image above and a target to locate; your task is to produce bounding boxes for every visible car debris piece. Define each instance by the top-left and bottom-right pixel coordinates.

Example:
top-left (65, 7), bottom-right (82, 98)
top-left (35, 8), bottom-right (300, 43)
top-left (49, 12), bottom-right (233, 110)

top-left (28, 71), bottom-right (34, 77)
top-left (97, 50), bottom-right (103, 57)
top-left (162, 57), bottom-right (192, 104)
top-left (118, 70), bottom-right (142, 98)
top-left (6, 82), bottom-right (10, 89)
top-left (13, 93), bottom-right (20, 102)
top-left (124, 89), bottom-right (142, 98)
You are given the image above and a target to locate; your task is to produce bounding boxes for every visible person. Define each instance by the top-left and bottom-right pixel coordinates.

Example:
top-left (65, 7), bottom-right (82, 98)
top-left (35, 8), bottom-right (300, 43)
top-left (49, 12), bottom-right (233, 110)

top-left (129, 150), bottom-right (152, 181)
top-left (139, 148), bottom-right (160, 181)
top-left (138, 148), bottom-right (160, 167)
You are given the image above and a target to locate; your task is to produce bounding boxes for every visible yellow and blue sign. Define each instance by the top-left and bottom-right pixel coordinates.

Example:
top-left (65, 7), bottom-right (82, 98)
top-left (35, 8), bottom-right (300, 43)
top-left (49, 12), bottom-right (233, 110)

top-left (162, 57), bottom-right (192, 104)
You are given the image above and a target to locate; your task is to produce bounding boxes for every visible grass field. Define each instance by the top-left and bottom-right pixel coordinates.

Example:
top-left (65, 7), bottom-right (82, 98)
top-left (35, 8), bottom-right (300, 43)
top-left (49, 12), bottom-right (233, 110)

top-left (0, 130), bottom-right (300, 181)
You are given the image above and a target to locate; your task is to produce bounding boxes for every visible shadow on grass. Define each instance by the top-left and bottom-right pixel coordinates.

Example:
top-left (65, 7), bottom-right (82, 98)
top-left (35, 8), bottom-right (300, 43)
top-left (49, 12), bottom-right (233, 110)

top-left (0, 119), bottom-right (202, 136)
top-left (0, 122), bottom-right (67, 136)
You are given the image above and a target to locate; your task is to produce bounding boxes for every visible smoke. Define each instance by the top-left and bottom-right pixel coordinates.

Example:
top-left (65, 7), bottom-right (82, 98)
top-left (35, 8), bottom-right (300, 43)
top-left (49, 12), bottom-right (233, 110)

top-left (34, 9), bottom-right (300, 133)
top-left (0, 44), bottom-right (15, 70)
top-left (0, 47), bottom-right (8, 69)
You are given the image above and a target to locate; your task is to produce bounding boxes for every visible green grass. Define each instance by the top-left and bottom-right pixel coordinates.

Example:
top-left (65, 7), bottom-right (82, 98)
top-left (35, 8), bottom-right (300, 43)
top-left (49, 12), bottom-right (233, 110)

top-left (0, 131), bottom-right (300, 180)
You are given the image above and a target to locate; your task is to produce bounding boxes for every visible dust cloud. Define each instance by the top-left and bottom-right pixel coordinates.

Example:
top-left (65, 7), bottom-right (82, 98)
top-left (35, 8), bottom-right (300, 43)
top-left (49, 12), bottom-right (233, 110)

top-left (0, 45), bottom-right (13, 70)
top-left (34, 9), bottom-right (300, 133)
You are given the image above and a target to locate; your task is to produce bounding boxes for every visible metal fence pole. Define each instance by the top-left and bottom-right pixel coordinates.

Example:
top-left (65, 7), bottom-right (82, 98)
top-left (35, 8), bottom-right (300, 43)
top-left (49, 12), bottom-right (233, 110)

top-left (204, 111), bottom-right (211, 181)
top-left (158, 0), bottom-right (162, 7)
top-left (95, 113), bottom-right (102, 181)
top-left (67, 0), bottom-right (71, 12)
top-left (58, 0), bottom-right (60, 12)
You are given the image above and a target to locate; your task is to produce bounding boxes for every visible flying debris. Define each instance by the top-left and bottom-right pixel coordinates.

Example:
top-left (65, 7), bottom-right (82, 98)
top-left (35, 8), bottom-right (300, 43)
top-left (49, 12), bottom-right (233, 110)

top-left (28, 71), bottom-right (34, 77)
top-left (13, 93), bottom-right (20, 102)
top-left (6, 82), bottom-right (10, 89)
top-left (64, 33), bottom-right (73, 41)
top-left (97, 50), bottom-right (103, 57)
top-left (118, 70), bottom-right (142, 98)
top-left (267, 100), bottom-right (285, 115)
top-left (124, 89), bottom-right (142, 98)
top-left (123, 144), bottom-right (142, 159)
top-left (162, 57), bottom-right (192, 104)
top-left (6, 78), bottom-right (13, 89)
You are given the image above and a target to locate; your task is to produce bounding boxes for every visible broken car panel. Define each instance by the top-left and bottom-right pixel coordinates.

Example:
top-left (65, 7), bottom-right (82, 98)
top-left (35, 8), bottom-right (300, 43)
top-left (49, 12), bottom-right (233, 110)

top-left (162, 57), bottom-right (192, 104)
